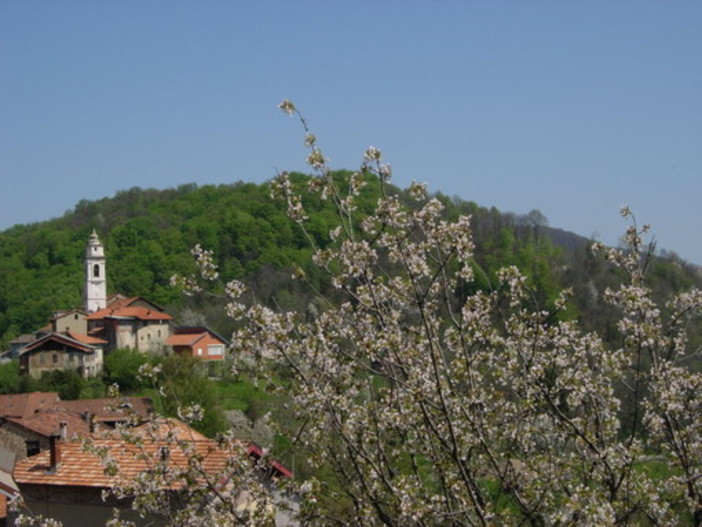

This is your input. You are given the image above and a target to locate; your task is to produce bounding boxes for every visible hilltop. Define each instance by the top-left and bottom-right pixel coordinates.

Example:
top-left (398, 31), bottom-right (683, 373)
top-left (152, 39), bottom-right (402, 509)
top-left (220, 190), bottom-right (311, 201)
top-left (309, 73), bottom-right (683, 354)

top-left (1, 173), bottom-right (700, 351)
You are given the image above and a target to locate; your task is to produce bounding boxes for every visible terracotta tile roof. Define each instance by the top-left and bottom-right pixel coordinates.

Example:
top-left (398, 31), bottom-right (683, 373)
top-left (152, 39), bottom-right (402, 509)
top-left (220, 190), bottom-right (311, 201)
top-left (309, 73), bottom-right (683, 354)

top-left (0, 392), bottom-right (59, 420)
top-left (63, 330), bottom-right (107, 345)
top-left (114, 306), bottom-right (173, 321)
top-left (86, 297), bottom-right (172, 321)
top-left (14, 438), bottom-right (230, 489)
top-left (106, 293), bottom-right (128, 306)
top-left (60, 397), bottom-right (153, 423)
top-left (20, 333), bottom-right (96, 354)
top-left (165, 333), bottom-right (205, 347)
top-left (4, 410), bottom-right (90, 439)
top-left (102, 418), bottom-right (209, 442)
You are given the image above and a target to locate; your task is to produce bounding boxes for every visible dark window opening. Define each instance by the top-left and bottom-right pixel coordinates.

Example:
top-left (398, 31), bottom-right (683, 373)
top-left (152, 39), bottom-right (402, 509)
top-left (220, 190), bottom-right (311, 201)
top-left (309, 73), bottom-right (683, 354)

top-left (93, 264), bottom-right (100, 278)
top-left (26, 440), bottom-right (40, 457)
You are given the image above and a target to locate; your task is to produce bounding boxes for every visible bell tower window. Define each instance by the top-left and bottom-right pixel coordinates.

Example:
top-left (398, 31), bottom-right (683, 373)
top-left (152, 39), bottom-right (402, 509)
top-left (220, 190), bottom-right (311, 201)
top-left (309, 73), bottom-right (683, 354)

top-left (93, 264), bottom-right (100, 278)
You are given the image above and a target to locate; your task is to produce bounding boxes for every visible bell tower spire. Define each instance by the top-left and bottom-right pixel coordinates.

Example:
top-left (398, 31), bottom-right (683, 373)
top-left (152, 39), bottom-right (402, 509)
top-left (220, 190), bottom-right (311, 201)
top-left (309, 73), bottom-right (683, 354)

top-left (84, 230), bottom-right (107, 313)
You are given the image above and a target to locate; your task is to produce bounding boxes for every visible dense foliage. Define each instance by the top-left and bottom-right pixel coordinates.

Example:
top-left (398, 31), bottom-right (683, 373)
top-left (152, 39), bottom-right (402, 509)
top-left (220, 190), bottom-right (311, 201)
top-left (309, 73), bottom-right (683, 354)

top-left (1, 174), bottom-right (700, 354)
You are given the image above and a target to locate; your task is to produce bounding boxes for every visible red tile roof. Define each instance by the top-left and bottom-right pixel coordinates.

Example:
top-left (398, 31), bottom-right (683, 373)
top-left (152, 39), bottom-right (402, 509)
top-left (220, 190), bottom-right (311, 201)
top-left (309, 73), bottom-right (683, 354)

top-left (14, 438), bottom-right (231, 489)
top-left (102, 417), bottom-right (208, 442)
top-left (86, 297), bottom-right (172, 321)
top-left (0, 392), bottom-right (59, 420)
top-left (60, 397), bottom-right (153, 423)
top-left (165, 333), bottom-right (206, 347)
top-left (64, 330), bottom-right (107, 345)
top-left (4, 410), bottom-right (90, 439)
top-left (20, 333), bottom-right (96, 354)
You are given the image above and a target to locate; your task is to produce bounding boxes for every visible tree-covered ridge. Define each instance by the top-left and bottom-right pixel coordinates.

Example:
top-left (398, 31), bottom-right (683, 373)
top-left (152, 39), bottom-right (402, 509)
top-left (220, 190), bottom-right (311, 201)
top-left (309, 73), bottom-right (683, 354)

top-left (0, 174), bottom-right (700, 351)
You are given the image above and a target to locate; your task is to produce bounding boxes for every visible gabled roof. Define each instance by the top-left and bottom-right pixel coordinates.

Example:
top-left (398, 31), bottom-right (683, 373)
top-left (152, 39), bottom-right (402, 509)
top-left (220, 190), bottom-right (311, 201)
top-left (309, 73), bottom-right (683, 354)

top-left (14, 438), bottom-right (230, 489)
top-left (102, 417), bottom-right (208, 442)
top-left (63, 330), bottom-right (107, 346)
top-left (60, 397), bottom-right (153, 423)
top-left (87, 296), bottom-right (172, 321)
top-left (165, 333), bottom-right (206, 347)
top-left (86, 301), bottom-right (172, 322)
top-left (4, 409), bottom-right (90, 439)
top-left (166, 326), bottom-right (229, 347)
top-left (0, 392), bottom-right (59, 420)
top-left (19, 333), bottom-right (98, 355)
top-left (51, 309), bottom-right (86, 320)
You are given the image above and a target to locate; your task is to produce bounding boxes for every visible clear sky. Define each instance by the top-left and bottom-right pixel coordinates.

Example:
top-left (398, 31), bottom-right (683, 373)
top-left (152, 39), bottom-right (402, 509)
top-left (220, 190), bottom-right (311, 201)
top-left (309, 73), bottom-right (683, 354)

top-left (2, 2), bottom-right (701, 264)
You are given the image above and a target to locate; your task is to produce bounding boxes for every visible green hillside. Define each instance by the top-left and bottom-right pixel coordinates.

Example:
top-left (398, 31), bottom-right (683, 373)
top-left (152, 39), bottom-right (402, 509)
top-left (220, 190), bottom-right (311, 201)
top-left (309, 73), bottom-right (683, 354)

top-left (1, 173), bottom-right (700, 352)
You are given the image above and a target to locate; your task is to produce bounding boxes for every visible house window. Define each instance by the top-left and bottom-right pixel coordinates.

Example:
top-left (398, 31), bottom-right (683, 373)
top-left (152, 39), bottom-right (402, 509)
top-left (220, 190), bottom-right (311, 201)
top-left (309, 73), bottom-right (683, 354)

top-left (157, 330), bottom-right (161, 338)
top-left (93, 264), bottom-right (100, 278)
top-left (26, 440), bottom-right (40, 457)
top-left (197, 348), bottom-right (203, 356)
top-left (52, 353), bottom-right (58, 364)
top-left (208, 345), bottom-right (224, 356)
top-left (74, 314), bottom-right (79, 320)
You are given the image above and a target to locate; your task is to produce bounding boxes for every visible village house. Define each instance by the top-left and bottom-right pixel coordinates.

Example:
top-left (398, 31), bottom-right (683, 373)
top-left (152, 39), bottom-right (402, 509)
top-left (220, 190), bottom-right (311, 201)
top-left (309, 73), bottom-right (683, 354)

top-left (166, 326), bottom-right (229, 375)
top-left (50, 310), bottom-right (88, 335)
top-left (86, 295), bottom-right (172, 353)
top-left (81, 230), bottom-right (173, 353)
top-left (166, 326), bottom-right (228, 361)
top-left (4, 231), bottom-right (176, 378)
top-left (12, 431), bottom-right (295, 526)
top-left (0, 392), bottom-right (153, 463)
top-left (18, 331), bottom-right (106, 379)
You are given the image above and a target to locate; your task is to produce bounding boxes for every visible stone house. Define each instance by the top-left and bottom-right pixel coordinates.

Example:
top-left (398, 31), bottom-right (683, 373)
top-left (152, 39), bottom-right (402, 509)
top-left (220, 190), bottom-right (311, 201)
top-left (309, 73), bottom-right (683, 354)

top-left (18, 332), bottom-right (105, 379)
top-left (50, 310), bottom-right (88, 335)
top-left (166, 326), bottom-right (228, 361)
top-left (86, 296), bottom-right (172, 354)
top-left (13, 436), bottom-right (232, 526)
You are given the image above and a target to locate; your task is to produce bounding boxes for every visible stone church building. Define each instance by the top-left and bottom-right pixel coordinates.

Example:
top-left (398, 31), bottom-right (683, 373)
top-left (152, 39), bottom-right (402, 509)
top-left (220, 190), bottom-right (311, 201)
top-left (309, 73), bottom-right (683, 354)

top-left (16, 231), bottom-right (173, 378)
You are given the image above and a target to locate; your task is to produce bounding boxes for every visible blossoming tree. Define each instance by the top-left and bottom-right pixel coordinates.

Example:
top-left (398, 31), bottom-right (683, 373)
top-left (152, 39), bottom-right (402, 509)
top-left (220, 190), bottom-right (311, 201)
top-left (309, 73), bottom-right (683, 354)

top-left (21, 101), bottom-right (700, 526)
top-left (219, 101), bottom-right (701, 525)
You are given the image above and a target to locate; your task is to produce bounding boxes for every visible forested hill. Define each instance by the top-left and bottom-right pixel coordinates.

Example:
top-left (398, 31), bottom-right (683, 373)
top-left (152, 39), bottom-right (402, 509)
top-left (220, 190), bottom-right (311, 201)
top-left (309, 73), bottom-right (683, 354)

top-left (1, 173), bottom-right (700, 349)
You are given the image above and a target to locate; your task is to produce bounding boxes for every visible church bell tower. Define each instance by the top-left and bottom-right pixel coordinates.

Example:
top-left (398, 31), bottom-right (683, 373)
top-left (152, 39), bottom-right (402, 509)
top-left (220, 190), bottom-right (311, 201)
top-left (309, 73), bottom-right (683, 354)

top-left (84, 230), bottom-right (107, 313)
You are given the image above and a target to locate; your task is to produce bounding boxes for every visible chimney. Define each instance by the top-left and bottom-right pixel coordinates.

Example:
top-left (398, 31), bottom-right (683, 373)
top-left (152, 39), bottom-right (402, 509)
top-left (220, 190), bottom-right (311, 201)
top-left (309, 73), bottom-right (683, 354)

top-left (59, 421), bottom-right (67, 441)
top-left (83, 412), bottom-right (96, 434)
top-left (159, 446), bottom-right (169, 464)
top-left (49, 435), bottom-right (61, 472)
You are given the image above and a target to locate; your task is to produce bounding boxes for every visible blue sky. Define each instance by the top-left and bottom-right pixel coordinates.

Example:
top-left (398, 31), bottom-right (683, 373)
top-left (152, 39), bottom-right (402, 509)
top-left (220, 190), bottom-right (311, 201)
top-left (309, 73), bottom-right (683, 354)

top-left (2, 2), bottom-right (701, 264)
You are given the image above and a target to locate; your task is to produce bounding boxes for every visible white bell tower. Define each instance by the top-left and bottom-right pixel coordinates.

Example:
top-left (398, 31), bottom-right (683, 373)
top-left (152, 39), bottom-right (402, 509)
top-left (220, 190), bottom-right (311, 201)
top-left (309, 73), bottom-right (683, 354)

top-left (84, 230), bottom-right (107, 313)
